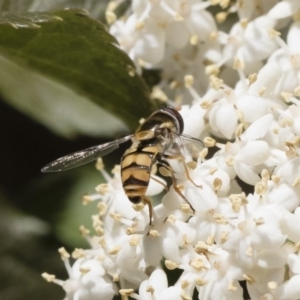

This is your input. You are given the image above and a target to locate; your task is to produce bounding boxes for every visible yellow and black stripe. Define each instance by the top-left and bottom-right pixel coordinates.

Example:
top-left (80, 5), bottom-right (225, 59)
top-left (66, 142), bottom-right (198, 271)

top-left (121, 145), bottom-right (159, 203)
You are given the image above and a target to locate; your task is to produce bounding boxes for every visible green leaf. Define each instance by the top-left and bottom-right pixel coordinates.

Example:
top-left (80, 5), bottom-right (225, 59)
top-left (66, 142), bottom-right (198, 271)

top-left (0, 9), bottom-right (153, 137)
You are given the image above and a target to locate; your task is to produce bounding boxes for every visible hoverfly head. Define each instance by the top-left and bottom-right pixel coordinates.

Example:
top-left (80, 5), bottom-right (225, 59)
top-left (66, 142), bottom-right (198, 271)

top-left (156, 107), bottom-right (184, 134)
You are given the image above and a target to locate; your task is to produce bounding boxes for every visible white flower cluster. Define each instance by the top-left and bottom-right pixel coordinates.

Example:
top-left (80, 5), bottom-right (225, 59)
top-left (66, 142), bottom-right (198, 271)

top-left (43, 1), bottom-right (300, 299)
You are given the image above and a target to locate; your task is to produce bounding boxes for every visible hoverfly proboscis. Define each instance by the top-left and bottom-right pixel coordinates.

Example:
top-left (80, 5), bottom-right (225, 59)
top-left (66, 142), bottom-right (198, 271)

top-left (42, 107), bottom-right (204, 224)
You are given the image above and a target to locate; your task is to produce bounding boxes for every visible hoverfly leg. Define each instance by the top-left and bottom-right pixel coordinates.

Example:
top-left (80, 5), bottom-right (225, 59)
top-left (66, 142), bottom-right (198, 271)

top-left (142, 196), bottom-right (153, 225)
top-left (150, 175), bottom-right (169, 191)
top-left (157, 158), bottom-right (195, 213)
top-left (163, 154), bottom-right (202, 189)
top-left (181, 157), bottom-right (202, 188)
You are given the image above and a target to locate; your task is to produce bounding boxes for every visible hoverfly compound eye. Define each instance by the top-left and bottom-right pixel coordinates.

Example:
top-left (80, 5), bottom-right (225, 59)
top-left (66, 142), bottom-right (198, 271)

top-left (159, 107), bottom-right (184, 134)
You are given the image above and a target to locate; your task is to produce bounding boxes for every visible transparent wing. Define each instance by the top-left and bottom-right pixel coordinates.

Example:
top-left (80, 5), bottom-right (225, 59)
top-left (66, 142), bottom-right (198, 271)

top-left (164, 133), bottom-right (204, 158)
top-left (41, 134), bottom-right (133, 172)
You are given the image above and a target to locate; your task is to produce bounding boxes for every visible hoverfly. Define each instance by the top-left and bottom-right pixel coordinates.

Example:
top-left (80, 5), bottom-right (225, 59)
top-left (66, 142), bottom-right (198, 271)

top-left (42, 107), bottom-right (204, 224)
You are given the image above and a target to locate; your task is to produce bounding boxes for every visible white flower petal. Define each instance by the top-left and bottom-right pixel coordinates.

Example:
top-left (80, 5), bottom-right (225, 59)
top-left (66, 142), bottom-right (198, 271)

top-left (189, 215), bottom-right (216, 243)
top-left (135, 20), bottom-right (165, 64)
top-left (282, 213), bottom-right (300, 242)
top-left (236, 239), bottom-right (255, 269)
top-left (294, 119), bottom-right (300, 136)
top-left (166, 21), bottom-right (189, 48)
top-left (88, 278), bottom-right (116, 300)
top-left (273, 274), bottom-right (300, 299)
top-left (64, 258), bottom-right (115, 300)
top-left (287, 22), bottom-right (300, 53)
top-left (146, 174), bottom-right (166, 196)
top-left (200, 273), bottom-right (243, 300)
top-left (112, 193), bottom-right (139, 220)
top-left (132, 0), bottom-right (147, 14)
top-left (157, 286), bottom-right (182, 300)
top-left (241, 114), bottom-right (273, 141)
top-left (242, 16), bottom-right (277, 62)
top-left (186, 183), bottom-right (218, 212)
top-left (149, 269), bottom-right (168, 293)
top-left (162, 187), bottom-right (186, 211)
top-left (294, 206), bottom-right (300, 217)
top-left (165, 220), bottom-right (196, 246)
top-left (267, 183), bottom-right (300, 211)
top-left (161, 237), bottom-right (181, 263)
top-left (257, 250), bottom-right (286, 268)
top-left (248, 61), bottom-right (281, 95)
top-left (275, 157), bottom-right (300, 186)
top-left (143, 235), bottom-right (163, 266)
top-left (235, 141), bottom-right (270, 166)
top-left (288, 253), bottom-right (300, 274)
top-left (180, 104), bottom-right (206, 137)
top-left (210, 169), bottom-right (231, 196)
top-left (268, 0), bottom-right (300, 19)
top-left (190, 9), bottom-right (217, 39)
top-left (236, 95), bottom-right (268, 124)
top-left (252, 225), bottom-right (286, 249)
top-left (234, 161), bottom-right (260, 185)
top-left (288, 105), bottom-right (300, 135)
top-left (138, 280), bottom-right (152, 300)
top-left (210, 103), bottom-right (238, 139)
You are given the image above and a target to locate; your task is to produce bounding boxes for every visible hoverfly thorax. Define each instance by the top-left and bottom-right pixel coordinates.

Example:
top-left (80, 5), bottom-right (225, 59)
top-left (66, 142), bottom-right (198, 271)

top-left (135, 107), bottom-right (184, 149)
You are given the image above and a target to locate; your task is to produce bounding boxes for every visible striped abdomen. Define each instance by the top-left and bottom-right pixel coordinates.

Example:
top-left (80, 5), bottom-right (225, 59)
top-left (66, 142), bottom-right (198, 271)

top-left (121, 145), bottom-right (159, 204)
